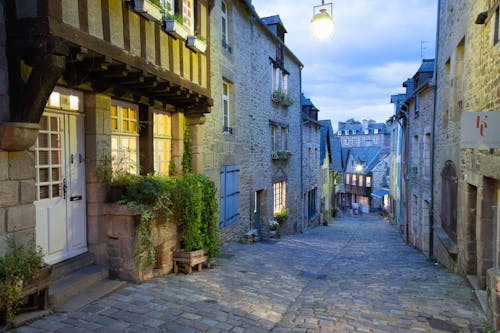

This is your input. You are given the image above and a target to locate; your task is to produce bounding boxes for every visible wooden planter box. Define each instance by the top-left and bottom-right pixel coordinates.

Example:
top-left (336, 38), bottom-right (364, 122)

top-left (0, 265), bottom-right (52, 324)
top-left (186, 36), bottom-right (207, 53)
top-left (173, 249), bottom-right (209, 274)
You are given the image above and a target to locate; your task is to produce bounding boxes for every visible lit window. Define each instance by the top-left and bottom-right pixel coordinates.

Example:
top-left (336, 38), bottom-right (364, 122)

top-left (273, 181), bottom-right (286, 214)
top-left (182, 0), bottom-right (194, 34)
top-left (222, 80), bottom-right (232, 133)
top-left (366, 176), bottom-right (371, 187)
top-left (110, 102), bottom-right (139, 176)
top-left (352, 174), bottom-right (357, 186)
top-left (359, 175), bottom-right (364, 186)
top-left (153, 112), bottom-right (172, 175)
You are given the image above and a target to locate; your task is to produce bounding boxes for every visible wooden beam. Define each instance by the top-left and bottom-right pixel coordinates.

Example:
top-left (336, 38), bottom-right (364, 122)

top-left (12, 55), bottom-right (66, 123)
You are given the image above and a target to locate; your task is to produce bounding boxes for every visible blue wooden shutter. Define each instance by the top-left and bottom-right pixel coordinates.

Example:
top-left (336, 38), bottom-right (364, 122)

top-left (220, 165), bottom-right (239, 227)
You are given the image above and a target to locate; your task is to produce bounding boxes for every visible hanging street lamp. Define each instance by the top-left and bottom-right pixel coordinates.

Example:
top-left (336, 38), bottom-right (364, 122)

top-left (311, 0), bottom-right (335, 40)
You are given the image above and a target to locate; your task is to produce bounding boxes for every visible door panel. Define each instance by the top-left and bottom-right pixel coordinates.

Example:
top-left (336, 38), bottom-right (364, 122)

top-left (35, 108), bottom-right (87, 265)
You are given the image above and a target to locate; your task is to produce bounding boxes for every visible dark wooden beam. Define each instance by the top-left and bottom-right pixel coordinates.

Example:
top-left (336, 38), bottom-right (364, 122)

top-left (12, 55), bottom-right (66, 123)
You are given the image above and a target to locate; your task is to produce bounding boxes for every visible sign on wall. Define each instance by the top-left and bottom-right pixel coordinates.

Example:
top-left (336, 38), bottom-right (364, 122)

top-left (461, 111), bottom-right (500, 148)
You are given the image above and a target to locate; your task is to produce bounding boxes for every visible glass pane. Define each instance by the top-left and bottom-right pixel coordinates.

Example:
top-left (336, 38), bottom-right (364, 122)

top-left (111, 105), bottom-right (118, 117)
top-left (39, 151), bottom-right (49, 165)
top-left (51, 151), bottom-right (60, 164)
top-left (38, 133), bottom-right (49, 148)
top-left (39, 116), bottom-right (48, 130)
top-left (130, 121), bottom-right (136, 132)
top-left (52, 184), bottom-right (60, 197)
top-left (50, 117), bottom-right (59, 131)
top-left (121, 107), bottom-right (129, 118)
top-left (111, 137), bottom-right (118, 150)
top-left (122, 120), bottom-right (128, 132)
top-left (51, 168), bottom-right (61, 181)
top-left (129, 109), bottom-right (136, 120)
top-left (51, 134), bottom-right (60, 148)
top-left (39, 168), bottom-right (49, 182)
top-left (39, 185), bottom-right (49, 199)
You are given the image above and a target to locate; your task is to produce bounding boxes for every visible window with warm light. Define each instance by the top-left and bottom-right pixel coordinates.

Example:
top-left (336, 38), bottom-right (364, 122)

top-left (110, 101), bottom-right (139, 176)
top-left (153, 112), bottom-right (172, 175)
top-left (222, 80), bottom-right (232, 133)
top-left (273, 181), bottom-right (286, 214)
top-left (366, 176), bottom-right (371, 187)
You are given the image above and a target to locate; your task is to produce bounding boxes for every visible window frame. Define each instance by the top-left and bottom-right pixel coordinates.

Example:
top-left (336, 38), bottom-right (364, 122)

top-left (222, 80), bottom-right (232, 134)
top-left (221, 0), bottom-right (231, 52)
top-left (110, 100), bottom-right (139, 176)
top-left (153, 112), bottom-right (172, 175)
top-left (273, 181), bottom-right (286, 214)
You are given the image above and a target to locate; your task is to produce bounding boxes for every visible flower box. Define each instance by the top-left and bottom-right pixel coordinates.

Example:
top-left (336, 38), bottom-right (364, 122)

top-left (186, 36), bottom-right (207, 53)
top-left (134, 0), bottom-right (163, 22)
top-left (164, 19), bottom-right (190, 40)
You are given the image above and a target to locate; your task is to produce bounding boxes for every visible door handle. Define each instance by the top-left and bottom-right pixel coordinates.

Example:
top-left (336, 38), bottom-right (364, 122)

top-left (70, 195), bottom-right (82, 202)
top-left (63, 178), bottom-right (67, 199)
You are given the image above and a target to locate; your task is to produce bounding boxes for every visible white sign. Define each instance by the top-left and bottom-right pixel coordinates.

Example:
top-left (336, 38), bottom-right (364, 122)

top-left (461, 111), bottom-right (500, 148)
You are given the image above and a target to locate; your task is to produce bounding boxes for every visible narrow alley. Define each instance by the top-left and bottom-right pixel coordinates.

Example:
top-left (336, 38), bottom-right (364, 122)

top-left (13, 215), bottom-right (486, 333)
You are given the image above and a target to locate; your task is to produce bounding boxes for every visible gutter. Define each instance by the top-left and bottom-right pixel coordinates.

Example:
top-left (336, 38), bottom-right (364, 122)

top-left (299, 64), bottom-right (304, 233)
top-left (429, 0), bottom-right (441, 258)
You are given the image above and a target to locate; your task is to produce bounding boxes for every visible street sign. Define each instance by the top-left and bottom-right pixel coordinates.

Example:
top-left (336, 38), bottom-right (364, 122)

top-left (461, 111), bottom-right (500, 148)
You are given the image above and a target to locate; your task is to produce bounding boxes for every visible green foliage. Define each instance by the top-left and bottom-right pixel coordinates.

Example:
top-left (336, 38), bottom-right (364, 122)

top-left (274, 209), bottom-right (288, 225)
top-left (121, 175), bottom-right (171, 266)
top-left (170, 174), bottom-right (219, 257)
top-left (277, 151), bottom-right (291, 161)
top-left (148, 0), bottom-right (162, 8)
top-left (119, 173), bottom-right (219, 266)
top-left (182, 125), bottom-right (192, 174)
top-left (168, 158), bottom-right (176, 176)
top-left (95, 149), bottom-right (137, 186)
top-left (0, 239), bottom-right (44, 325)
top-left (271, 90), bottom-right (293, 107)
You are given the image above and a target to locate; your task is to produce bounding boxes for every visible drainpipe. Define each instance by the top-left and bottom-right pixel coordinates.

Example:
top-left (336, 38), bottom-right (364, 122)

top-left (299, 65), bottom-right (304, 233)
top-left (429, 0), bottom-right (442, 258)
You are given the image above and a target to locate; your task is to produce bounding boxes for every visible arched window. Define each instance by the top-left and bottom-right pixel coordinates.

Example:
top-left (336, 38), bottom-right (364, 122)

top-left (440, 160), bottom-right (458, 242)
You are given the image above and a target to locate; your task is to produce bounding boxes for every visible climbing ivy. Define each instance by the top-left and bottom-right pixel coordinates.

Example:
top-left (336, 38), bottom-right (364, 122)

top-left (182, 124), bottom-right (192, 174)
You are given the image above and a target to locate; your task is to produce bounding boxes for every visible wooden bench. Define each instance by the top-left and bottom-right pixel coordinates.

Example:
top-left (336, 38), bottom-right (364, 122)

top-left (173, 250), bottom-right (210, 274)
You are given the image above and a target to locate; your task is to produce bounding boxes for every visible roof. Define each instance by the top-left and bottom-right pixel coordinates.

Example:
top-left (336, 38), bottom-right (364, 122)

top-left (261, 15), bottom-right (287, 33)
top-left (417, 59), bottom-right (435, 73)
top-left (301, 93), bottom-right (318, 111)
top-left (345, 147), bottom-right (389, 174)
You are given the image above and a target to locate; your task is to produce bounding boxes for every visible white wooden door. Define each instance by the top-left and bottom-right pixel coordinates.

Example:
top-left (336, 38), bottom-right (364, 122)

top-left (35, 110), bottom-right (87, 265)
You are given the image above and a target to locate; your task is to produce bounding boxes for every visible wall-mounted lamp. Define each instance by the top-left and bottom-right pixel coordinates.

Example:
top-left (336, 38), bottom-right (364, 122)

top-left (311, 0), bottom-right (335, 40)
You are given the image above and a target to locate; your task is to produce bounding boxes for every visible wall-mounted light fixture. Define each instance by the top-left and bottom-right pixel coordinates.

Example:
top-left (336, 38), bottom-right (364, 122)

top-left (311, 0), bottom-right (335, 39)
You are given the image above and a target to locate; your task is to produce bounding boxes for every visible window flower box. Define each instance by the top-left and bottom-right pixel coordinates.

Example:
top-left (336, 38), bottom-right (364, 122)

top-left (134, 0), bottom-right (163, 22)
top-left (164, 19), bottom-right (190, 40)
top-left (271, 151), bottom-right (291, 161)
top-left (186, 36), bottom-right (207, 53)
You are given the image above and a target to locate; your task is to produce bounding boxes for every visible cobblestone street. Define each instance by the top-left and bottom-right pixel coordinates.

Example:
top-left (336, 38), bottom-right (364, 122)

top-left (14, 215), bottom-right (487, 333)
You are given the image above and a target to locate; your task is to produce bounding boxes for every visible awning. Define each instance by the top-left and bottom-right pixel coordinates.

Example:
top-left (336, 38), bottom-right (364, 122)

top-left (371, 188), bottom-right (390, 199)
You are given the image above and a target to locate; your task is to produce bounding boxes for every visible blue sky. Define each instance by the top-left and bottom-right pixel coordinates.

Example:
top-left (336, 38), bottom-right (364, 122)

top-left (251, 0), bottom-right (438, 128)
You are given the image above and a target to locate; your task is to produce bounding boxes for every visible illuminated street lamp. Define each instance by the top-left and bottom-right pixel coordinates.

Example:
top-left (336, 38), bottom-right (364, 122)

top-left (355, 164), bottom-right (363, 172)
top-left (311, 0), bottom-right (335, 40)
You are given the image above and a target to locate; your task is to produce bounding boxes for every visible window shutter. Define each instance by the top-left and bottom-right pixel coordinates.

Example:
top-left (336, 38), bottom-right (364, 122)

top-left (220, 165), bottom-right (239, 227)
top-left (220, 166), bottom-right (226, 227)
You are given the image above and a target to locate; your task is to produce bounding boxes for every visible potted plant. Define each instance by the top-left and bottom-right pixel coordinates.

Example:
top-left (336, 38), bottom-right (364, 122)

top-left (271, 90), bottom-right (282, 104)
top-left (134, 0), bottom-right (164, 22)
top-left (274, 209), bottom-right (288, 226)
top-left (280, 93), bottom-right (294, 107)
top-left (96, 150), bottom-right (138, 202)
top-left (164, 13), bottom-right (189, 40)
top-left (186, 35), bottom-right (207, 53)
top-left (0, 239), bottom-right (50, 326)
top-left (268, 220), bottom-right (279, 238)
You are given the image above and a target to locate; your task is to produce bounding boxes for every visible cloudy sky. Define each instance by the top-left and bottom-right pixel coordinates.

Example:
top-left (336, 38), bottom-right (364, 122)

top-left (251, 0), bottom-right (438, 128)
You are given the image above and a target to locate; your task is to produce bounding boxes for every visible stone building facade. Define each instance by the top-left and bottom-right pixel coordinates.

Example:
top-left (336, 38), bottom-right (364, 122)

top-left (203, 0), bottom-right (303, 242)
top-left (433, 0), bottom-right (500, 327)
top-left (393, 59), bottom-right (435, 255)
top-left (0, 0), bottom-right (212, 281)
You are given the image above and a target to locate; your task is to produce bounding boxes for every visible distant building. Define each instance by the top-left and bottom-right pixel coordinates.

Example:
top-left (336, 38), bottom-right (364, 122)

top-left (334, 119), bottom-right (390, 213)
top-left (301, 94), bottom-right (321, 229)
top-left (319, 119), bottom-right (339, 222)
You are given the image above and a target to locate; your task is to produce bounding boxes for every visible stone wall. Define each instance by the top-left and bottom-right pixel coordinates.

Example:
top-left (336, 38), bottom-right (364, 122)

top-left (303, 122), bottom-right (321, 228)
top-left (205, 0), bottom-right (303, 241)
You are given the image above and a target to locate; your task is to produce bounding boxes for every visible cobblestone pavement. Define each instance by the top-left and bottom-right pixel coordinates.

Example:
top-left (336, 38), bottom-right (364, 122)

top-left (13, 215), bottom-right (488, 333)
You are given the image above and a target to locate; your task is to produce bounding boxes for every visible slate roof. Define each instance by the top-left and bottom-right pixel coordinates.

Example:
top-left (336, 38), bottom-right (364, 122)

top-left (417, 59), bottom-right (435, 73)
top-left (346, 147), bottom-right (389, 174)
top-left (261, 15), bottom-right (287, 33)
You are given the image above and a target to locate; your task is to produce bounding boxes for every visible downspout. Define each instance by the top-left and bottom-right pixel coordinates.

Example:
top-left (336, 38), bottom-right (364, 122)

top-left (429, 0), bottom-right (441, 258)
top-left (299, 65), bottom-right (304, 233)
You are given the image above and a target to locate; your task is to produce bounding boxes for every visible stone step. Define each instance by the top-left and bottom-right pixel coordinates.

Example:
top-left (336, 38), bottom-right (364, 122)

top-left (475, 290), bottom-right (488, 316)
top-left (50, 252), bottom-right (94, 282)
top-left (56, 279), bottom-right (126, 312)
top-left (49, 265), bottom-right (109, 306)
top-left (466, 274), bottom-right (479, 290)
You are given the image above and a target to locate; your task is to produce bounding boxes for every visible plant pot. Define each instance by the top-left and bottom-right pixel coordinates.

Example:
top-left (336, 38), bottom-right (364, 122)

top-left (173, 249), bottom-right (209, 274)
top-left (186, 36), bottom-right (207, 53)
top-left (134, 0), bottom-right (163, 22)
top-left (0, 122), bottom-right (40, 151)
top-left (164, 19), bottom-right (190, 40)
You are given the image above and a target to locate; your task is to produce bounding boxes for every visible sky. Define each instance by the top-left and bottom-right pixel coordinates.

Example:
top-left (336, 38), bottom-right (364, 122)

top-left (251, 0), bottom-right (438, 128)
